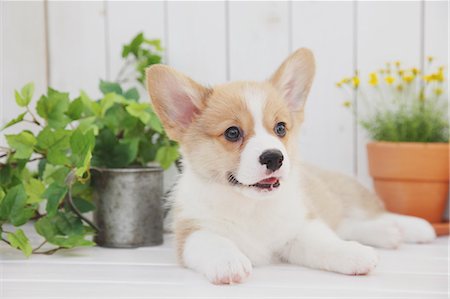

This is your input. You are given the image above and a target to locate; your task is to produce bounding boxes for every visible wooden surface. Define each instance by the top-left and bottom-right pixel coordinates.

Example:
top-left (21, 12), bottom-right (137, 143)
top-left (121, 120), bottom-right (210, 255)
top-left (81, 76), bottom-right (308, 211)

top-left (1, 225), bottom-right (448, 298)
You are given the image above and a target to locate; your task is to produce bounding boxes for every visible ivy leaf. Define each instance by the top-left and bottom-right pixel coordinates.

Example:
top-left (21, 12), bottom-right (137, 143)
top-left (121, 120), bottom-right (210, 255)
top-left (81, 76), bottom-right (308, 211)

top-left (92, 128), bottom-right (138, 168)
top-left (77, 116), bottom-right (99, 135)
top-left (21, 82), bottom-right (35, 106)
top-left (36, 128), bottom-right (71, 165)
top-left (43, 182), bottom-right (68, 217)
top-left (155, 145), bottom-right (179, 170)
top-left (24, 178), bottom-right (46, 204)
top-left (100, 93), bottom-right (126, 117)
top-left (126, 102), bottom-right (152, 124)
top-left (1, 112), bottom-right (27, 131)
top-left (70, 128), bottom-right (95, 177)
top-left (7, 229), bottom-right (32, 257)
top-left (0, 184), bottom-right (34, 226)
top-left (66, 97), bottom-right (84, 120)
top-left (80, 91), bottom-right (101, 116)
top-left (68, 197), bottom-right (95, 213)
top-left (0, 188), bottom-right (5, 203)
top-left (123, 87), bottom-right (139, 101)
top-left (36, 88), bottom-right (71, 129)
top-left (122, 32), bottom-right (144, 57)
top-left (5, 131), bottom-right (37, 160)
top-left (99, 80), bottom-right (123, 95)
top-left (0, 164), bottom-right (12, 186)
top-left (35, 212), bottom-right (94, 248)
top-left (43, 164), bottom-right (70, 186)
top-left (14, 83), bottom-right (34, 107)
top-left (148, 111), bottom-right (163, 133)
top-left (144, 39), bottom-right (163, 51)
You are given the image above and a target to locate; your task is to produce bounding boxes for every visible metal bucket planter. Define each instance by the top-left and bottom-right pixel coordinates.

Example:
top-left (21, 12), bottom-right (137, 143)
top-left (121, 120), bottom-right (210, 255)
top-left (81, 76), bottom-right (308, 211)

top-left (91, 166), bottom-right (164, 248)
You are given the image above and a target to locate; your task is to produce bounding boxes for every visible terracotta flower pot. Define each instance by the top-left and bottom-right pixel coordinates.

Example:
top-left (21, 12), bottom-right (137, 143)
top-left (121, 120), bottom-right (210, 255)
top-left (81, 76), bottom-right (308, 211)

top-left (367, 142), bottom-right (449, 235)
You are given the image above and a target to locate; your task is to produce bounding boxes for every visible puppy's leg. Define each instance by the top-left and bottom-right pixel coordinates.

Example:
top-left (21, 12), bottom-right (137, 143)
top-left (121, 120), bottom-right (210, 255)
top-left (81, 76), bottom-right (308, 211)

top-left (336, 217), bottom-right (403, 249)
top-left (381, 213), bottom-right (436, 243)
top-left (280, 220), bottom-right (378, 275)
top-left (336, 213), bottom-right (436, 248)
top-left (182, 230), bottom-right (252, 284)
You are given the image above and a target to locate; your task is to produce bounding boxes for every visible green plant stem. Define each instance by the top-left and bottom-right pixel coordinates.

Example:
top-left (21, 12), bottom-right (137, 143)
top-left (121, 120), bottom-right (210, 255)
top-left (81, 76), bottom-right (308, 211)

top-left (115, 58), bottom-right (134, 82)
top-left (32, 240), bottom-right (47, 253)
top-left (26, 106), bottom-right (42, 126)
top-left (1, 237), bottom-right (11, 245)
top-left (28, 155), bottom-right (45, 163)
top-left (33, 246), bottom-right (63, 255)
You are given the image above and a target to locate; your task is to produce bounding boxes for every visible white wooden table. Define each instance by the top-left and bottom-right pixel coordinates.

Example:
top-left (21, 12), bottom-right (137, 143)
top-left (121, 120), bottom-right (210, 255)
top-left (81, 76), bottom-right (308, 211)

top-left (1, 228), bottom-right (448, 298)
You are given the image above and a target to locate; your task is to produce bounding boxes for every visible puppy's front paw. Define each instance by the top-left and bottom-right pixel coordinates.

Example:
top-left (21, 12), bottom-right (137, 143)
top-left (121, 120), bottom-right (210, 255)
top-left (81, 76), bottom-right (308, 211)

top-left (331, 242), bottom-right (378, 275)
top-left (400, 217), bottom-right (436, 244)
top-left (203, 250), bottom-right (253, 285)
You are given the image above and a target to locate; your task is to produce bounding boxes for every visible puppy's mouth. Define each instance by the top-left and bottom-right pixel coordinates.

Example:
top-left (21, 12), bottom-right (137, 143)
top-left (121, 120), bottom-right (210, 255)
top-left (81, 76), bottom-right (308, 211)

top-left (228, 173), bottom-right (281, 192)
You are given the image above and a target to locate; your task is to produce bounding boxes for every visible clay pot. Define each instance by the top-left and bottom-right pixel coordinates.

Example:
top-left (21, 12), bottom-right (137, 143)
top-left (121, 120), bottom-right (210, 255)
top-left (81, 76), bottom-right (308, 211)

top-left (367, 142), bottom-right (449, 235)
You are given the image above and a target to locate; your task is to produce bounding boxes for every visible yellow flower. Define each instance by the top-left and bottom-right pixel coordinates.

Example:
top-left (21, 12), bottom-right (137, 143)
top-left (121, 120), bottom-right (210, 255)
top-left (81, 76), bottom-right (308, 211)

top-left (427, 56), bottom-right (434, 63)
top-left (341, 77), bottom-right (351, 84)
top-left (434, 87), bottom-right (443, 96)
top-left (396, 84), bottom-right (403, 92)
top-left (342, 100), bottom-right (352, 108)
top-left (352, 76), bottom-right (360, 88)
top-left (385, 76), bottom-right (395, 85)
top-left (435, 69), bottom-right (444, 82)
top-left (398, 70), bottom-right (404, 76)
top-left (368, 72), bottom-right (378, 86)
top-left (395, 61), bottom-right (401, 67)
top-left (379, 69), bottom-right (385, 74)
top-left (412, 68), bottom-right (421, 75)
top-left (423, 74), bottom-right (434, 83)
top-left (336, 82), bottom-right (343, 88)
top-left (402, 73), bottom-right (414, 84)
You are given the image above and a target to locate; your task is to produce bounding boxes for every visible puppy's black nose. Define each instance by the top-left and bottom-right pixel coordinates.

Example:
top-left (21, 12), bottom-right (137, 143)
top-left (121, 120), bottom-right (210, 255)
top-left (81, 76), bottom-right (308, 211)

top-left (259, 150), bottom-right (284, 172)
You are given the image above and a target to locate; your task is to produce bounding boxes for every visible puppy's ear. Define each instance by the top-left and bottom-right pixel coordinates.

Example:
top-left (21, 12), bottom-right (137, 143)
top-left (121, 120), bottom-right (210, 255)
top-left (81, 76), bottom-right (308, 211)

top-left (270, 48), bottom-right (315, 112)
top-left (146, 65), bottom-right (210, 142)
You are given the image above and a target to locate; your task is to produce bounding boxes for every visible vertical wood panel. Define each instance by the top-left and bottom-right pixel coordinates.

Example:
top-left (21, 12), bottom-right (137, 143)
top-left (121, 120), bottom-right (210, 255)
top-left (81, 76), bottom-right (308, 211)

top-left (1, 1), bottom-right (47, 145)
top-left (424, 1), bottom-right (449, 220)
top-left (106, 1), bottom-right (165, 86)
top-left (292, 1), bottom-right (355, 175)
top-left (47, 2), bottom-right (107, 98)
top-left (424, 1), bottom-right (448, 64)
top-left (357, 2), bottom-right (422, 187)
top-left (228, 1), bottom-right (289, 81)
top-left (167, 2), bottom-right (227, 85)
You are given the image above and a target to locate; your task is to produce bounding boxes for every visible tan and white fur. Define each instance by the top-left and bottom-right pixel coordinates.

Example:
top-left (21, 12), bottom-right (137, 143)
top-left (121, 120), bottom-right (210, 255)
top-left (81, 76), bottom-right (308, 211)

top-left (146, 49), bottom-right (436, 285)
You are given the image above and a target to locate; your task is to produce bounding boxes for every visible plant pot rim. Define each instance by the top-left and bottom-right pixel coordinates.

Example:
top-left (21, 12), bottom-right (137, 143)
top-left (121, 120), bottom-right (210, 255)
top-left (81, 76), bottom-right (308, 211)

top-left (91, 166), bottom-right (163, 173)
top-left (367, 141), bottom-right (449, 148)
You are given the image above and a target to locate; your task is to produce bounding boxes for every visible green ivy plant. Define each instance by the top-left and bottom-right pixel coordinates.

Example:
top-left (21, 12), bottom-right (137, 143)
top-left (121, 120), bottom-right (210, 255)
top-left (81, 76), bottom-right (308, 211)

top-left (0, 33), bottom-right (179, 256)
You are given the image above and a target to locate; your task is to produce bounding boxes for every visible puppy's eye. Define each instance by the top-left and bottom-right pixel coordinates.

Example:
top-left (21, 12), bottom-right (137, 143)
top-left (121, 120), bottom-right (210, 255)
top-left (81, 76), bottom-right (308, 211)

top-left (274, 122), bottom-right (286, 137)
top-left (224, 126), bottom-right (242, 142)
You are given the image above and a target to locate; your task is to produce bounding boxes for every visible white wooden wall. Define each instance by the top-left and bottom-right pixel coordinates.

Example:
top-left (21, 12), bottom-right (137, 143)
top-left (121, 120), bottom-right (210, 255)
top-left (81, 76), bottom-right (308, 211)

top-left (1, 1), bottom-right (448, 188)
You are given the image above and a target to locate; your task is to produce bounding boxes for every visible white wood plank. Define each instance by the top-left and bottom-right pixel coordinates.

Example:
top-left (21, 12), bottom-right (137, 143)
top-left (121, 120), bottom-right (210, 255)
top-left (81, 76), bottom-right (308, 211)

top-left (4, 280), bottom-right (445, 299)
top-left (166, 1), bottom-right (227, 85)
top-left (47, 1), bottom-right (107, 98)
top-left (1, 225), bottom-right (448, 298)
top-left (292, 1), bottom-right (355, 176)
top-left (228, 1), bottom-right (290, 81)
top-left (0, 1), bottom-right (47, 145)
top-left (424, 1), bottom-right (448, 64)
top-left (3, 260), bottom-right (448, 296)
top-left (356, 1), bottom-right (422, 188)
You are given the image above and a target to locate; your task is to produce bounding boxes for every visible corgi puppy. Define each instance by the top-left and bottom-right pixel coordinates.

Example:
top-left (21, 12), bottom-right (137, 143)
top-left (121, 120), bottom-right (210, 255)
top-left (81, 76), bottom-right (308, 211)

top-left (146, 49), bottom-right (436, 284)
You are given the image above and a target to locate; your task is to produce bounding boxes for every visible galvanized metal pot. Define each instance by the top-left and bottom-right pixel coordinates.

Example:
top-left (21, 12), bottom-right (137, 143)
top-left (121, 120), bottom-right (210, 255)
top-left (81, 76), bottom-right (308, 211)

top-left (91, 167), bottom-right (164, 248)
